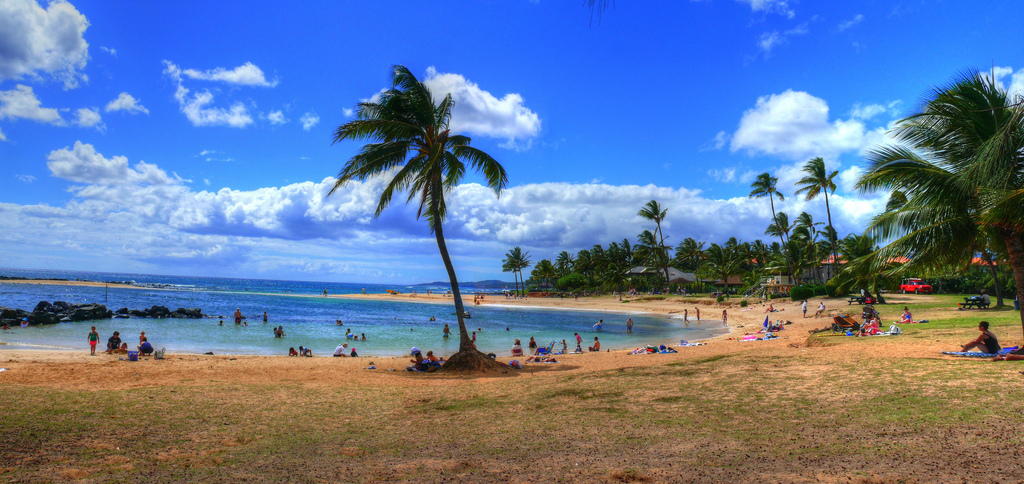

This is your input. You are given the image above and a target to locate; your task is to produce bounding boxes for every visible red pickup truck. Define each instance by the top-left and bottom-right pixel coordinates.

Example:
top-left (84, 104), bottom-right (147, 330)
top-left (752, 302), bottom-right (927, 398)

top-left (899, 278), bottom-right (932, 294)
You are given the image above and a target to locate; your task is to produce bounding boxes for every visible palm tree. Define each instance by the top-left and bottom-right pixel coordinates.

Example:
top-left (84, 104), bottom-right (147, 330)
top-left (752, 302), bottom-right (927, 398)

top-left (554, 251), bottom-right (575, 277)
top-left (503, 246), bottom-right (531, 296)
top-left (673, 237), bottom-right (705, 272)
top-left (329, 65), bottom-right (507, 370)
top-left (638, 200), bottom-right (672, 290)
top-left (697, 243), bottom-right (743, 293)
top-left (857, 70), bottom-right (1024, 331)
top-left (794, 157), bottom-right (840, 278)
top-left (502, 258), bottom-right (519, 296)
top-left (531, 259), bottom-right (557, 288)
top-left (750, 172), bottom-right (791, 278)
top-left (764, 212), bottom-right (792, 245)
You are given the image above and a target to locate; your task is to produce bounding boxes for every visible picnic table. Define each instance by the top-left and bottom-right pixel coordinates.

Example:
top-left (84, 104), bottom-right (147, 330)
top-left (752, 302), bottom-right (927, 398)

top-left (847, 296), bottom-right (865, 305)
top-left (959, 297), bottom-right (990, 310)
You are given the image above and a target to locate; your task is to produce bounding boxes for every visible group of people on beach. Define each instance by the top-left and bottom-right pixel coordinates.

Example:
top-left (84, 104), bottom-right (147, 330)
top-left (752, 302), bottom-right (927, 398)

top-left (88, 327), bottom-right (153, 356)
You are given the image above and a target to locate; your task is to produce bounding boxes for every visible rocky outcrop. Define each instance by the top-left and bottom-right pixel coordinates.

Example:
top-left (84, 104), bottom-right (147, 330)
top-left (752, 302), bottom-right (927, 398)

top-left (6, 302), bottom-right (207, 326)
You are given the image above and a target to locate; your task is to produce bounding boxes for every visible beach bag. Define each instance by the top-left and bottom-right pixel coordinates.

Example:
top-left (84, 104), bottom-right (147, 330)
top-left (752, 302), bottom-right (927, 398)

top-left (889, 325), bottom-right (903, 335)
top-left (127, 351), bottom-right (139, 361)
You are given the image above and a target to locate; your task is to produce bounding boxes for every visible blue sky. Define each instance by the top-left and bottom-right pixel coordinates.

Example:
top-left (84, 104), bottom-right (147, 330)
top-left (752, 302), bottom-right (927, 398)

top-left (1, 0), bottom-right (1022, 283)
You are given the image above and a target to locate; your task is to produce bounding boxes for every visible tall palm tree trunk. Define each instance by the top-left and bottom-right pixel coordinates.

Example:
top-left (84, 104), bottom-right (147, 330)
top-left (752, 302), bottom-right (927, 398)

top-left (432, 217), bottom-right (474, 352)
top-left (980, 250), bottom-right (1004, 307)
top-left (1001, 232), bottom-right (1024, 339)
top-left (824, 190), bottom-right (838, 281)
top-left (657, 224), bottom-right (671, 292)
top-left (769, 197), bottom-right (791, 278)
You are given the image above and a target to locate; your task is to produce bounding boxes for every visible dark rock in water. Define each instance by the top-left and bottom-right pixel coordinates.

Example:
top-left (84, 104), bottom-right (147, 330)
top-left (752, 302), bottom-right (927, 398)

top-left (0, 307), bottom-right (19, 320)
top-left (172, 308), bottom-right (203, 319)
top-left (33, 301), bottom-right (53, 313)
top-left (147, 306), bottom-right (172, 318)
top-left (116, 307), bottom-right (130, 315)
top-left (70, 304), bottom-right (111, 321)
top-left (29, 311), bottom-right (60, 325)
top-left (129, 309), bottom-right (147, 317)
top-left (203, 352), bottom-right (214, 355)
top-left (52, 301), bottom-right (72, 312)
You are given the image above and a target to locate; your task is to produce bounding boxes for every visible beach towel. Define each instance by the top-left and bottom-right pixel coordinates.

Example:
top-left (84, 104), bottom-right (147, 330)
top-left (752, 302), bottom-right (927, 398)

top-left (942, 351), bottom-right (999, 358)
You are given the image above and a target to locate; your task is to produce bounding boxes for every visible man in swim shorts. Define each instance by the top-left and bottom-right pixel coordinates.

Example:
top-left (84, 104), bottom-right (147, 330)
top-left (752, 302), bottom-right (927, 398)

top-left (588, 337), bottom-right (600, 352)
top-left (234, 308), bottom-right (242, 325)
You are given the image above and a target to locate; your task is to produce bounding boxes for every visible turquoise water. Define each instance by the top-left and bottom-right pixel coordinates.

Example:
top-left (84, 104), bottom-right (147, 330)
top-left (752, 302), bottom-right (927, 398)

top-left (0, 268), bottom-right (727, 357)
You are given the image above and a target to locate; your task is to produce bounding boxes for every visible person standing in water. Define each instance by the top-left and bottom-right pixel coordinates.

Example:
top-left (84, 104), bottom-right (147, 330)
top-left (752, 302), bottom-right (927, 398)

top-left (263, 310), bottom-right (268, 323)
top-left (88, 326), bottom-right (99, 355)
top-left (443, 323), bottom-right (451, 338)
top-left (234, 308), bottom-right (242, 325)
top-left (626, 318), bottom-right (634, 333)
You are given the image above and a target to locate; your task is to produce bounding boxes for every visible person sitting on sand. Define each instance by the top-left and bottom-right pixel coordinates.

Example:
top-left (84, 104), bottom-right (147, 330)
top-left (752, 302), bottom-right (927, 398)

top-left (425, 351), bottom-right (442, 368)
top-left (511, 339), bottom-right (524, 357)
top-left (962, 321), bottom-right (1000, 354)
top-left (350, 347), bottom-right (358, 357)
top-left (407, 347), bottom-right (434, 372)
top-left (589, 337), bottom-right (601, 352)
top-left (859, 319), bottom-right (880, 336)
top-left (334, 343), bottom-right (348, 357)
top-left (106, 331), bottom-right (122, 353)
top-left (289, 347), bottom-right (298, 357)
top-left (766, 304), bottom-right (776, 313)
top-left (138, 337), bottom-right (154, 355)
top-left (814, 302), bottom-right (826, 318)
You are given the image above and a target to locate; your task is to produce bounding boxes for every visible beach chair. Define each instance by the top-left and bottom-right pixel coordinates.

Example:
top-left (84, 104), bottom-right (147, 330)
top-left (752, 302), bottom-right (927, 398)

top-left (154, 347), bottom-right (165, 359)
top-left (830, 313), bottom-right (861, 334)
top-left (536, 341), bottom-right (555, 356)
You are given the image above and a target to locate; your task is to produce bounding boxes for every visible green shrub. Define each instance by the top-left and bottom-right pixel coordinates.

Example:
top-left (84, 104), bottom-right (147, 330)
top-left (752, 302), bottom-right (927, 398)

top-left (716, 295), bottom-right (725, 303)
top-left (790, 284), bottom-right (827, 301)
top-left (740, 299), bottom-right (748, 307)
top-left (555, 273), bottom-right (588, 292)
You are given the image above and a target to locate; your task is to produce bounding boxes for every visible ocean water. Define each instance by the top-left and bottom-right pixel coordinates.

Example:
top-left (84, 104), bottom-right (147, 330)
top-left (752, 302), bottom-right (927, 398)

top-left (0, 268), bottom-right (727, 357)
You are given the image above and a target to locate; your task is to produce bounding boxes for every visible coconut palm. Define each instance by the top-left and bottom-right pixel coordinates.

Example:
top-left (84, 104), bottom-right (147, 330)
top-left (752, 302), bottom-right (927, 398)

top-left (795, 157), bottom-right (840, 278)
top-left (673, 237), bottom-right (705, 272)
top-left (750, 172), bottom-right (792, 277)
top-left (857, 70), bottom-right (1024, 329)
top-left (638, 200), bottom-right (672, 290)
top-left (554, 251), bottom-right (575, 277)
top-left (329, 65), bottom-right (507, 370)
top-left (503, 246), bottom-right (532, 296)
top-left (531, 259), bottom-right (557, 289)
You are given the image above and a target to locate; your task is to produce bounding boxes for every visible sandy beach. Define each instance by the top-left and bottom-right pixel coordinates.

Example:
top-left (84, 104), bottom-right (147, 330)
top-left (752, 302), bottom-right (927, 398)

top-left (3, 284), bottom-right (1023, 482)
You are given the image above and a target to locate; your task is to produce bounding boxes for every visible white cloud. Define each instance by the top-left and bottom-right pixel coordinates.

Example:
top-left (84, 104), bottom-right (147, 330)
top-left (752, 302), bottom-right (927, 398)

top-left (267, 110), bottom-right (287, 125)
top-left (850, 101), bottom-right (900, 120)
top-left (0, 127), bottom-right (5, 141)
top-left (0, 0), bottom-right (90, 89)
top-left (74, 107), bottom-right (104, 131)
top-left (730, 90), bottom-right (891, 161)
top-left (47, 141), bottom-right (182, 186)
top-left (342, 108), bottom-right (354, 117)
top-left (301, 111), bottom-right (320, 130)
top-left (992, 66), bottom-right (1024, 99)
top-left (16, 174), bottom-right (35, 183)
top-left (182, 62), bottom-right (278, 87)
top-left (837, 14), bottom-right (864, 32)
top-left (100, 46), bottom-right (116, 56)
top-left (0, 84), bottom-right (64, 124)
top-left (163, 61), bottom-right (254, 128)
top-left (707, 168), bottom-right (737, 183)
top-left (757, 23), bottom-right (808, 55)
top-left (105, 92), bottom-right (149, 114)
top-left (1, 143), bottom-right (891, 281)
top-left (738, 0), bottom-right (794, 18)
top-left (423, 67), bottom-right (541, 148)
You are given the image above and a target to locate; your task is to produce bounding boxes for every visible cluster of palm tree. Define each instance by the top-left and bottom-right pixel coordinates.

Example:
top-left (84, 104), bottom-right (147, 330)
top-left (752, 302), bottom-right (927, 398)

top-left (855, 70), bottom-right (1024, 336)
top-left (502, 247), bottom-right (532, 296)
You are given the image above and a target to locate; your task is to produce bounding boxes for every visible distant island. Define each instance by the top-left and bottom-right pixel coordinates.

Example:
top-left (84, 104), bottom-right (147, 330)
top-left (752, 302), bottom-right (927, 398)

top-left (412, 279), bottom-right (514, 290)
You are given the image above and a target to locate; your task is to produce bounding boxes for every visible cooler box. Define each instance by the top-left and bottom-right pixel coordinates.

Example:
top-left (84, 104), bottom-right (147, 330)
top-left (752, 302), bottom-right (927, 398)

top-left (128, 351), bottom-right (139, 361)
